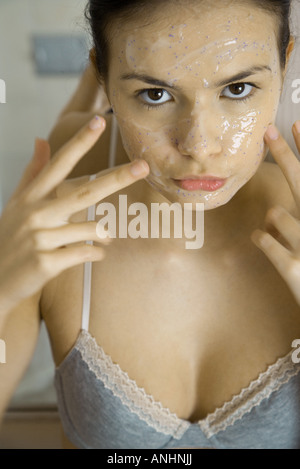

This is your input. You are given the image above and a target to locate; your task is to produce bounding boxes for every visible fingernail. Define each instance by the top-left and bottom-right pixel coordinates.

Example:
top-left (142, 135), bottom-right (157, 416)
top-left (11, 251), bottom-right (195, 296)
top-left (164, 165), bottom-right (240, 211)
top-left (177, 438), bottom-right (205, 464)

top-left (130, 160), bottom-right (149, 176)
top-left (89, 115), bottom-right (104, 130)
top-left (266, 125), bottom-right (279, 140)
top-left (294, 120), bottom-right (300, 134)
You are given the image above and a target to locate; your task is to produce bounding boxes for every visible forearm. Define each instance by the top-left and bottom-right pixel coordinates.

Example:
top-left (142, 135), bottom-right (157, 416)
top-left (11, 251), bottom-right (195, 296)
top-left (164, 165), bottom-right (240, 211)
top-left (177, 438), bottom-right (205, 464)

top-left (57, 63), bottom-right (110, 119)
top-left (0, 295), bottom-right (41, 421)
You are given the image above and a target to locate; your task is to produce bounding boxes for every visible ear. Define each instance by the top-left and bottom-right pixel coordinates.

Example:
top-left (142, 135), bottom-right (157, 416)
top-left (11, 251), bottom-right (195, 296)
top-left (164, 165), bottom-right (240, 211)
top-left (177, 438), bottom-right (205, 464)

top-left (286, 36), bottom-right (295, 62)
top-left (283, 36), bottom-right (295, 77)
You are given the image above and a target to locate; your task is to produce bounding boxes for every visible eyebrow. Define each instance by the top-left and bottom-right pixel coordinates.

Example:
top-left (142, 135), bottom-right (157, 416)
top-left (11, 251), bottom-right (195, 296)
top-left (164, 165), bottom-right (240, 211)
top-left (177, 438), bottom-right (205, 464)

top-left (214, 65), bottom-right (272, 87)
top-left (120, 72), bottom-right (181, 90)
top-left (120, 65), bottom-right (272, 90)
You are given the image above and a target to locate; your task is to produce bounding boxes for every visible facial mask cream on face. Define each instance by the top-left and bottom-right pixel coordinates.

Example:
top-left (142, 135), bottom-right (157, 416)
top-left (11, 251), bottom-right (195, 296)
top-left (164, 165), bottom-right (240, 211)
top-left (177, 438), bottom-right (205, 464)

top-left (108, 0), bottom-right (283, 210)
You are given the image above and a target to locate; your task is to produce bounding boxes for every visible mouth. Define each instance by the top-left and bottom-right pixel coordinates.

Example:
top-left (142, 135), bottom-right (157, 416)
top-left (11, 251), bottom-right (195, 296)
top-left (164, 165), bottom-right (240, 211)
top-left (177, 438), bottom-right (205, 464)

top-left (172, 176), bottom-right (227, 192)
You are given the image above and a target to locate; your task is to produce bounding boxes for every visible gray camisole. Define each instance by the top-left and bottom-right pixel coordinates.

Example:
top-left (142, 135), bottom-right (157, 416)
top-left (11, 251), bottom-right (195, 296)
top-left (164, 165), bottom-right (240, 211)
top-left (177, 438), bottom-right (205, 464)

top-left (54, 116), bottom-right (300, 449)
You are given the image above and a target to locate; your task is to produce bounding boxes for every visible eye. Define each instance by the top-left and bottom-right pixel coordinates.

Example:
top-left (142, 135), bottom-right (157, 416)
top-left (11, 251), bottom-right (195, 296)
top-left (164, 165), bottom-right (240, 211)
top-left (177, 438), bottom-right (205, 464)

top-left (138, 88), bottom-right (173, 106)
top-left (221, 83), bottom-right (254, 100)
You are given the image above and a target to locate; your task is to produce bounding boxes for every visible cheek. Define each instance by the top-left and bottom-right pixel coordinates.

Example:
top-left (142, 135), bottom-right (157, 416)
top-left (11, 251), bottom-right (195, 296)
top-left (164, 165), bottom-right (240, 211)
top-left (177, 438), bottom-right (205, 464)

top-left (117, 117), bottom-right (173, 162)
top-left (117, 120), bottom-right (149, 160)
top-left (221, 111), bottom-right (270, 165)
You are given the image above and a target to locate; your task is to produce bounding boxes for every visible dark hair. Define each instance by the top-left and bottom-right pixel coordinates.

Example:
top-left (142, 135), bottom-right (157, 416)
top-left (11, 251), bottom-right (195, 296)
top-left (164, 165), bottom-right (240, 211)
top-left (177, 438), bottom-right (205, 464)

top-left (251, 0), bottom-right (292, 68)
top-left (85, 0), bottom-right (292, 82)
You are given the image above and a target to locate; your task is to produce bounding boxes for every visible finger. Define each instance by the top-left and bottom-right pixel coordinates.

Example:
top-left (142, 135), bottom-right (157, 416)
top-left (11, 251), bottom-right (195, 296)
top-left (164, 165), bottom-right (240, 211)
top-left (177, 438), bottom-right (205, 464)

top-left (30, 222), bottom-right (111, 250)
top-left (36, 159), bottom-right (149, 225)
top-left (264, 125), bottom-right (300, 206)
top-left (22, 115), bottom-right (106, 203)
top-left (292, 120), bottom-right (300, 155)
top-left (265, 206), bottom-right (300, 253)
top-left (37, 245), bottom-right (106, 279)
top-left (251, 229), bottom-right (292, 279)
top-left (10, 139), bottom-right (51, 199)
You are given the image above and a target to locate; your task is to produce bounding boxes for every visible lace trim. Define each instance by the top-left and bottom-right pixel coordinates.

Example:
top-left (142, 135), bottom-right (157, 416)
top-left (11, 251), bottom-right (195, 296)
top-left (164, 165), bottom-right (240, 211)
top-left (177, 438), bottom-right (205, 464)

top-left (75, 330), bottom-right (300, 440)
top-left (76, 330), bottom-right (189, 439)
top-left (199, 349), bottom-right (300, 438)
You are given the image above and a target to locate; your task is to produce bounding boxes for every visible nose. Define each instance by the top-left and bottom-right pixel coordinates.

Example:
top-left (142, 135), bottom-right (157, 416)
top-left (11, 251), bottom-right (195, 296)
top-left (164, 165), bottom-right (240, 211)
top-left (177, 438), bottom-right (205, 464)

top-left (177, 110), bottom-right (222, 161)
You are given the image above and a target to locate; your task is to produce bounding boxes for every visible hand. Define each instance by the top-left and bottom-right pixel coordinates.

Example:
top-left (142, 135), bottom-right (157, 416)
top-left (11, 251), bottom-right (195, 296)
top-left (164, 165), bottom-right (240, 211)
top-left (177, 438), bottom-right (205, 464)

top-left (251, 121), bottom-right (300, 306)
top-left (0, 116), bottom-right (149, 314)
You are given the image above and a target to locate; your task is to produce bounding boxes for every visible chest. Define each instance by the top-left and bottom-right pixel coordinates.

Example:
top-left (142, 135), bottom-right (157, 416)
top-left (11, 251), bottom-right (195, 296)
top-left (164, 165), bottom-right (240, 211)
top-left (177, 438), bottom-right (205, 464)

top-left (43, 237), bottom-right (300, 421)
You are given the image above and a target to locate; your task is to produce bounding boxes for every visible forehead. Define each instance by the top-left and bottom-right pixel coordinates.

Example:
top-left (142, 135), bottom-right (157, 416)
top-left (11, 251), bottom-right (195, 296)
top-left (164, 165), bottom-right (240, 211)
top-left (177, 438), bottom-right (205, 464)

top-left (108, 1), bottom-right (279, 80)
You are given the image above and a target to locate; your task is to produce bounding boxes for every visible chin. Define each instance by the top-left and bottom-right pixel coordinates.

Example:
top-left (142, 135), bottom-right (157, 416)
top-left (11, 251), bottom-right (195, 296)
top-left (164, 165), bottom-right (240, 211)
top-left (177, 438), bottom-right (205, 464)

top-left (159, 190), bottom-right (234, 212)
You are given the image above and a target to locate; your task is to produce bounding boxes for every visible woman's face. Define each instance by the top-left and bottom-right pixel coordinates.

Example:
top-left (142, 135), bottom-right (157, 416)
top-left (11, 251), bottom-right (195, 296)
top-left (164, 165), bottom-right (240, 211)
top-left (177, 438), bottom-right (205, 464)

top-left (105, 0), bottom-right (284, 210)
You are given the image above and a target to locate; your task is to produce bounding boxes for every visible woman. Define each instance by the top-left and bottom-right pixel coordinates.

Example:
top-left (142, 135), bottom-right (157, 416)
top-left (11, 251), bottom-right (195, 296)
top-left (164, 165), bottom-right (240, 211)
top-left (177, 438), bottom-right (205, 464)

top-left (1, 0), bottom-right (300, 449)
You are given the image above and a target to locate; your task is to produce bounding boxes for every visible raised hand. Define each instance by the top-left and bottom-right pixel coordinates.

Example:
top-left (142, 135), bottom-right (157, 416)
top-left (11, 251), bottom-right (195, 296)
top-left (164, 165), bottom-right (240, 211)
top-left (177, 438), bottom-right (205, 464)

top-left (252, 122), bottom-right (300, 306)
top-left (0, 116), bottom-right (149, 314)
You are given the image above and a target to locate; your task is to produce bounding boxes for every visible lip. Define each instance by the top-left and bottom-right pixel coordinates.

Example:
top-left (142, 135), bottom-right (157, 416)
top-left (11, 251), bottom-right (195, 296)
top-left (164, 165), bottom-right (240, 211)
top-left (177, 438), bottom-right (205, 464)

top-left (172, 176), bottom-right (227, 192)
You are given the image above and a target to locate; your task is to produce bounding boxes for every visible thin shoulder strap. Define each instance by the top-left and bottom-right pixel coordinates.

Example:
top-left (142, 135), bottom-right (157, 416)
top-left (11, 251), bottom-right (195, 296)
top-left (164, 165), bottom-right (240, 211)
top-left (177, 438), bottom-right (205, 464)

top-left (81, 173), bottom-right (97, 331)
top-left (108, 114), bottom-right (118, 169)
top-left (82, 114), bottom-right (117, 330)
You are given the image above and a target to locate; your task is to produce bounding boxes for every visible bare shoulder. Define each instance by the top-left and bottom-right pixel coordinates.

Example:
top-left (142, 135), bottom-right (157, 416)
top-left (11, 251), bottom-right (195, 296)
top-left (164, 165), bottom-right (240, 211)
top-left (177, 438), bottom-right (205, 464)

top-left (258, 161), bottom-right (297, 213)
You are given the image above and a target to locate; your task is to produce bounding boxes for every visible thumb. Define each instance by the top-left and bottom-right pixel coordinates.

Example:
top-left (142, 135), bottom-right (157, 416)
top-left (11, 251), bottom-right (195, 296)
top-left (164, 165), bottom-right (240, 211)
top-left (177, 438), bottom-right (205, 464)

top-left (11, 138), bottom-right (51, 198)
